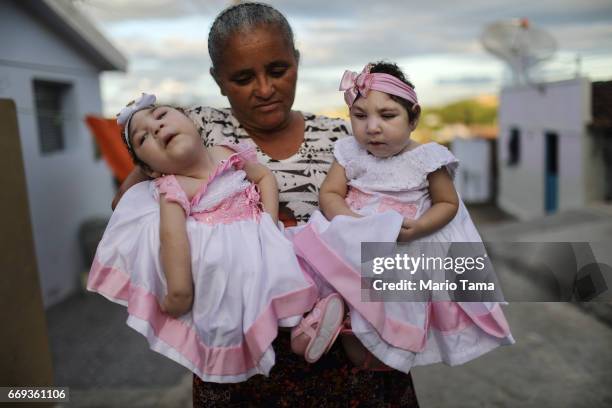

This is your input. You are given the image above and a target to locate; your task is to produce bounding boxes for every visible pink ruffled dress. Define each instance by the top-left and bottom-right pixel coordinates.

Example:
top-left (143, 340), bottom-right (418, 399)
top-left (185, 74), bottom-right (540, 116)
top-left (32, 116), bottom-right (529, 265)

top-left (291, 137), bottom-right (514, 373)
top-left (88, 144), bottom-right (317, 383)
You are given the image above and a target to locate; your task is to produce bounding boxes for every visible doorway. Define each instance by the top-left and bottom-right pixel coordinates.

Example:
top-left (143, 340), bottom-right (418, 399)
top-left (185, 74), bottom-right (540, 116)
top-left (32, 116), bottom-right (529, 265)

top-left (545, 131), bottom-right (559, 213)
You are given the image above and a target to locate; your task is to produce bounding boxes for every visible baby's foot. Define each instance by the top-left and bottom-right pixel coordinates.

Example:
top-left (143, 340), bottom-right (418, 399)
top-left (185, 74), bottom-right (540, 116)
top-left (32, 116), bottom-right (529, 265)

top-left (290, 293), bottom-right (344, 363)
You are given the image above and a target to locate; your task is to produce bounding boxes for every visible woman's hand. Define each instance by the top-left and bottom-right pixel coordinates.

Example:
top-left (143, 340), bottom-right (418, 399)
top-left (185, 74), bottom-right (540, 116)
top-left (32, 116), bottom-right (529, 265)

top-left (112, 166), bottom-right (150, 210)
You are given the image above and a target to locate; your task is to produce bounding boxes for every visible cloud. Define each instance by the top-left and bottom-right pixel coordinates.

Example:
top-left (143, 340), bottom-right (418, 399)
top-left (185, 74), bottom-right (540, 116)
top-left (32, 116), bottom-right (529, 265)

top-left (551, 22), bottom-right (612, 54)
top-left (77, 0), bottom-right (611, 112)
top-left (100, 70), bottom-right (225, 116)
top-left (115, 36), bottom-right (207, 60)
top-left (288, 1), bottom-right (612, 70)
top-left (76, 0), bottom-right (224, 22)
top-left (437, 76), bottom-right (496, 85)
top-left (79, 0), bottom-right (612, 65)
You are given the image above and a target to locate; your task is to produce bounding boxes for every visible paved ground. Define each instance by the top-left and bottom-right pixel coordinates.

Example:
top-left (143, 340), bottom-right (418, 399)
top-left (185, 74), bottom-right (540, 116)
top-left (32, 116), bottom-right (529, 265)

top-left (46, 203), bottom-right (612, 407)
top-left (413, 204), bottom-right (612, 407)
top-left (411, 269), bottom-right (612, 408)
top-left (46, 293), bottom-right (192, 407)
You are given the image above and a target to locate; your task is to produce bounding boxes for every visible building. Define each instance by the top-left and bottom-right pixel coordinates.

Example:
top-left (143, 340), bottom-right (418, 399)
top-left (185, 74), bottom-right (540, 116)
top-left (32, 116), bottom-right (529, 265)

top-left (443, 124), bottom-right (498, 204)
top-left (0, 0), bottom-right (126, 307)
top-left (589, 81), bottom-right (612, 201)
top-left (496, 78), bottom-right (610, 220)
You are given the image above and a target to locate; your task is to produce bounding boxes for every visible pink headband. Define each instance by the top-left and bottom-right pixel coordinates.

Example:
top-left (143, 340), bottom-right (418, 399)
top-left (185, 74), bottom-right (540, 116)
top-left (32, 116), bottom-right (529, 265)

top-left (339, 64), bottom-right (419, 109)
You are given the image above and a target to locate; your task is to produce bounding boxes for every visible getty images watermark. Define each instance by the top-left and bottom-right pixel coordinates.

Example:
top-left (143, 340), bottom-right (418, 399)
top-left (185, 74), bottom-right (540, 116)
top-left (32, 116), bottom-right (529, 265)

top-left (360, 242), bottom-right (611, 302)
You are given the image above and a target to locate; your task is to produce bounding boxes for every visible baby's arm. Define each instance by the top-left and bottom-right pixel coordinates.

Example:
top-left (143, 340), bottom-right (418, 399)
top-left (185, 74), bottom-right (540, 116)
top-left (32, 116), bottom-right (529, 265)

top-left (398, 168), bottom-right (459, 242)
top-left (243, 161), bottom-right (279, 224)
top-left (319, 160), bottom-right (361, 220)
top-left (159, 196), bottom-right (193, 317)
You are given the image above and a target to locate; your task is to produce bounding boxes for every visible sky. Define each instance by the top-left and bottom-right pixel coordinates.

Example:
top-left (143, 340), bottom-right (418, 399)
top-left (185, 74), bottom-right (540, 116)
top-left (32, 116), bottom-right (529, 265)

top-left (74, 0), bottom-right (612, 116)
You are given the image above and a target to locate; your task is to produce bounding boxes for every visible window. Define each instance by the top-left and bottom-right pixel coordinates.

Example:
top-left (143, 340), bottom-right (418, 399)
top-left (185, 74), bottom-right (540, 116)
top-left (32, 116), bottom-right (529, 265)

top-left (33, 80), bottom-right (72, 154)
top-left (507, 127), bottom-right (520, 166)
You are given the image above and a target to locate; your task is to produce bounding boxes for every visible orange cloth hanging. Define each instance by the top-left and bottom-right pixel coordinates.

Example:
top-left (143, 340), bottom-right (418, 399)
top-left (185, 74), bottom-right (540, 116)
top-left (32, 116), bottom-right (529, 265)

top-left (85, 115), bottom-right (134, 183)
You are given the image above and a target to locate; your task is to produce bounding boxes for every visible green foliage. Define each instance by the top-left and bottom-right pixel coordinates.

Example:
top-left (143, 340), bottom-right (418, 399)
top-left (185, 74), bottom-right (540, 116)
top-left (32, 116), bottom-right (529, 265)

top-left (421, 98), bottom-right (497, 130)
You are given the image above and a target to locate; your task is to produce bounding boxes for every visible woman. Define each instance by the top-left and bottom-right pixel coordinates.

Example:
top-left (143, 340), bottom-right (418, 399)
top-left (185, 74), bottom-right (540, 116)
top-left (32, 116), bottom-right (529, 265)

top-left (115, 3), bottom-right (420, 406)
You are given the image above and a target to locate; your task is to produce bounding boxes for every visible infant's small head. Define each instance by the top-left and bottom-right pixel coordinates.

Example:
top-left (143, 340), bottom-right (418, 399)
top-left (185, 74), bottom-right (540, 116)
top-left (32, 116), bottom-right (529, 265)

top-left (365, 62), bottom-right (420, 125)
top-left (117, 93), bottom-right (156, 169)
top-left (341, 62), bottom-right (421, 158)
top-left (117, 94), bottom-right (199, 177)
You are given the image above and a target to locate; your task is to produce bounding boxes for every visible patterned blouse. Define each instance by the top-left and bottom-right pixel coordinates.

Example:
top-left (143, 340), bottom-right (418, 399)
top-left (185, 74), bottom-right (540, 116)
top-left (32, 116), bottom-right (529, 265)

top-left (186, 106), bottom-right (351, 224)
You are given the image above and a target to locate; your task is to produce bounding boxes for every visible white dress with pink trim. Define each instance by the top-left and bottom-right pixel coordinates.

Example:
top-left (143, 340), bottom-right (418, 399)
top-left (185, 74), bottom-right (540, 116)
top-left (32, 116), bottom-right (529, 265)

top-left (87, 144), bottom-right (318, 383)
top-left (291, 137), bottom-right (514, 373)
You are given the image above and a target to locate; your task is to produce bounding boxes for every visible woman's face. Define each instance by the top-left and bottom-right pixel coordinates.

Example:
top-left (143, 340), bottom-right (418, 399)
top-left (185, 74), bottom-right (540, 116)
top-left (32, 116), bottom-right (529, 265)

top-left (212, 25), bottom-right (298, 132)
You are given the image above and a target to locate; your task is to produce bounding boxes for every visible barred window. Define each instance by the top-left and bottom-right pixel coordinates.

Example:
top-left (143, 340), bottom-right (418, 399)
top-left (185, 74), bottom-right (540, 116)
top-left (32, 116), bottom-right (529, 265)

top-left (33, 80), bottom-right (72, 154)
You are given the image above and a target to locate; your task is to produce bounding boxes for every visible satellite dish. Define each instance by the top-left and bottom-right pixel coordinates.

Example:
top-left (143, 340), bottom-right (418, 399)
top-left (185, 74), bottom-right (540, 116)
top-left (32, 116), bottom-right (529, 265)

top-left (481, 18), bottom-right (557, 86)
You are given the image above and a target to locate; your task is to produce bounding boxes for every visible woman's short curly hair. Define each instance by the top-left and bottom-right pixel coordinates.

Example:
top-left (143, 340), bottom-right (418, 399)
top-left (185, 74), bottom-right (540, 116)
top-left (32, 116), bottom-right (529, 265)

top-left (208, 2), bottom-right (299, 71)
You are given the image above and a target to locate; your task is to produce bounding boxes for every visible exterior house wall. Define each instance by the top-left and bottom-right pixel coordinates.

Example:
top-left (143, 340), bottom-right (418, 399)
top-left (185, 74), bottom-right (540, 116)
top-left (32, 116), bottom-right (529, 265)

top-left (497, 78), bottom-right (591, 220)
top-left (0, 1), bottom-right (115, 307)
top-left (451, 138), bottom-right (491, 203)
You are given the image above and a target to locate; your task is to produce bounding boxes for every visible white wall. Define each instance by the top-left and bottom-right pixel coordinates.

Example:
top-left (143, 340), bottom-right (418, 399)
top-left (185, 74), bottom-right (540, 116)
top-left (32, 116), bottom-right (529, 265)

top-left (0, 2), bottom-right (115, 307)
top-left (451, 138), bottom-right (491, 203)
top-left (497, 78), bottom-right (591, 220)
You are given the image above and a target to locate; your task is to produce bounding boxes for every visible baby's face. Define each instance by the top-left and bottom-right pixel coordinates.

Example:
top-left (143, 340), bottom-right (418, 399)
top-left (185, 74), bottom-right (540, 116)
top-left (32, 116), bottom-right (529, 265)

top-left (130, 106), bottom-right (202, 176)
top-left (350, 90), bottom-right (416, 158)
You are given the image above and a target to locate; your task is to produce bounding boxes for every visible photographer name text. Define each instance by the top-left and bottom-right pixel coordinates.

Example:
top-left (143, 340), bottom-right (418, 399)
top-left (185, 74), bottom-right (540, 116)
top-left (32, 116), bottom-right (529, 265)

top-left (372, 279), bottom-right (495, 291)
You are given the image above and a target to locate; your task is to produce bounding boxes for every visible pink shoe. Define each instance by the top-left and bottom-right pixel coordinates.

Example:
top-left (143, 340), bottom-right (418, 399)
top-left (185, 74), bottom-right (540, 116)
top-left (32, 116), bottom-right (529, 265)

top-left (291, 293), bottom-right (345, 363)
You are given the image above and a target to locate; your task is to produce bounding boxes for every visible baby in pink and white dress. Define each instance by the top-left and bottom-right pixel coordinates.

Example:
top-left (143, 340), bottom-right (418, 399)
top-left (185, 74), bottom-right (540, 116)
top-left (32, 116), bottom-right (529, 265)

top-left (87, 94), bottom-right (319, 383)
top-left (292, 62), bottom-right (514, 373)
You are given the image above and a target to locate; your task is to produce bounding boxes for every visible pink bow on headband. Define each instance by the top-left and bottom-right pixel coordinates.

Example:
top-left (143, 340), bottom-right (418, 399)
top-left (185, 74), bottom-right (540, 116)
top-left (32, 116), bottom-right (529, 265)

top-left (339, 66), bottom-right (375, 106)
top-left (339, 64), bottom-right (419, 108)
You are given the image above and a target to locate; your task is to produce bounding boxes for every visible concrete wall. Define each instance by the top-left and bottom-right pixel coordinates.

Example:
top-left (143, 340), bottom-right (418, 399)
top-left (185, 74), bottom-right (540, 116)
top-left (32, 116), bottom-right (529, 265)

top-left (0, 1), bottom-right (115, 307)
top-left (497, 78), bottom-right (591, 220)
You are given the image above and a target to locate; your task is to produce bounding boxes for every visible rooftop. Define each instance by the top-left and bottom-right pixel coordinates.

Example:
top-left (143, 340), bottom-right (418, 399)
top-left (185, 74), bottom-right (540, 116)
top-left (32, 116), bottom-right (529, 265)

top-left (18, 0), bottom-right (127, 72)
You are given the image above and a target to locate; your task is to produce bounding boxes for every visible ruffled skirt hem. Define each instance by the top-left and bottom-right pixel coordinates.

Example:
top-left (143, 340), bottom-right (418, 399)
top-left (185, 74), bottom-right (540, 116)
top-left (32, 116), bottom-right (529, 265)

top-left (290, 210), bottom-right (514, 372)
top-left (88, 258), bottom-right (317, 383)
